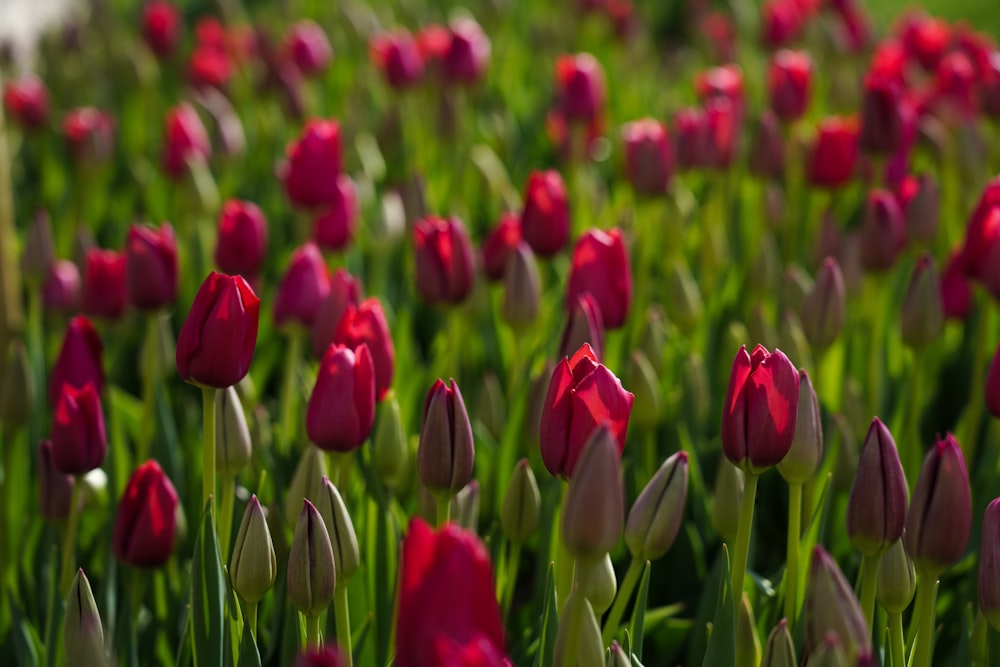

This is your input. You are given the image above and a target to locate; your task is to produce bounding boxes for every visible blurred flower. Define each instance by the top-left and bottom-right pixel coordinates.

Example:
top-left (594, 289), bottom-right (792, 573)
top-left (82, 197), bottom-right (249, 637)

top-left (958, 176), bottom-right (1000, 282)
top-left (63, 108), bottom-right (114, 164)
top-left (273, 242), bottom-right (330, 329)
top-left (979, 498), bottom-right (1000, 630)
top-left (63, 569), bottom-right (105, 666)
top-left (51, 382), bottom-right (106, 475)
top-left (413, 216), bottom-right (475, 305)
top-left (50, 316), bottom-right (103, 406)
top-left (142, 0), bottom-right (180, 58)
top-left (941, 249), bottom-right (972, 321)
top-left (768, 49), bottom-right (812, 121)
top-left (896, 173), bottom-right (939, 243)
top-left (800, 257), bottom-right (845, 351)
top-left (565, 228), bottom-right (631, 329)
top-left (502, 242), bottom-right (540, 330)
top-left (859, 190), bottom-right (905, 272)
top-left (933, 51), bottom-right (976, 118)
top-left (559, 292), bottom-right (605, 362)
top-left (501, 459), bottom-right (540, 543)
top-left (778, 370), bottom-right (822, 484)
top-left (902, 13), bottom-right (951, 71)
top-left (315, 478), bottom-right (360, 582)
top-left (216, 199), bottom-right (268, 280)
top-left (370, 30), bottom-right (424, 89)
top-left (113, 460), bottom-right (179, 567)
top-left (761, 0), bottom-right (802, 48)
top-left (900, 253), bottom-right (944, 348)
top-left (562, 425), bottom-right (625, 560)
top-left (806, 546), bottom-right (870, 662)
top-left (622, 118), bottom-right (674, 196)
top-left (310, 268), bottom-right (362, 359)
top-left (418, 378), bottom-right (474, 495)
top-left (288, 500), bottom-right (336, 617)
top-left (748, 111), bottom-right (786, 179)
top-left (39, 440), bottom-right (75, 521)
top-left (230, 495), bottom-right (277, 604)
top-left (704, 98), bottom-right (738, 170)
top-left (695, 64), bottom-right (744, 118)
top-left (481, 212), bottom-right (521, 282)
top-left (674, 107), bottom-right (709, 171)
top-left (846, 418), bottom-right (907, 557)
top-left (555, 53), bottom-right (605, 125)
top-left (807, 116), bottom-right (859, 189)
top-left (443, 18), bottom-right (490, 86)
top-left (215, 385), bottom-right (251, 476)
top-left (520, 170), bottom-right (569, 257)
top-left (2, 74), bottom-right (48, 130)
top-left (284, 21), bottom-right (332, 77)
top-left (877, 536), bottom-right (915, 614)
top-left (334, 299), bottom-right (394, 400)
top-left (312, 175), bottom-right (358, 252)
top-left (859, 72), bottom-right (913, 156)
top-left (162, 104), bottom-right (211, 180)
top-left (307, 344), bottom-right (375, 452)
top-left (980, 52), bottom-right (1000, 119)
top-left (125, 223), bottom-right (177, 311)
top-left (81, 249), bottom-right (126, 321)
top-left (282, 119), bottom-right (344, 209)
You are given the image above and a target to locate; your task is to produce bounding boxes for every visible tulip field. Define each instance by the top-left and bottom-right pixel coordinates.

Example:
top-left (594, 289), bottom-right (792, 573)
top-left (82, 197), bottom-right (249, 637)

top-left (6, 0), bottom-right (1000, 665)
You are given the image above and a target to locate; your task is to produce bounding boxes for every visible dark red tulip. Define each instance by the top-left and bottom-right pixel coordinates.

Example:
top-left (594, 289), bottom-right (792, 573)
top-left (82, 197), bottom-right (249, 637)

top-left (334, 299), bottom-right (394, 400)
top-left (981, 53), bottom-right (1000, 119)
top-left (721, 344), bottom-right (799, 473)
top-left (443, 18), bottom-right (490, 86)
top-left (555, 53), bottom-right (605, 124)
top-left (520, 170), bottom-right (569, 257)
top-left (273, 242), bottom-right (330, 329)
top-left (310, 268), bottom-right (362, 359)
top-left (81, 249), bottom-right (127, 320)
top-left (282, 119), bottom-right (344, 209)
top-left (695, 65), bottom-right (744, 120)
top-left (39, 440), bottom-right (74, 521)
top-left (859, 72), bottom-right (913, 156)
top-left (284, 21), bottom-right (332, 77)
top-left (370, 31), bottom-right (424, 89)
top-left (312, 175), bottom-right (358, 251)
top-left (902, 14), bottom-right (951, 71)
top-left (768, 50), bottom-right (812, 121)
top-left (216, 199), bottom-right (268, 279)
top-left (986, 340), bottom-right (1000, 419)
top-left (565, 228), bottom-right (632, 329)
top-left (413, 216), bottom-right (475, 305)
top-left (704, 97), bottom-right (738, 170)
top-left (125, 223), bottom-right (178, 311)
top-left (188, 41), bottom-right (234, 89)
top-left (559, 292), bottom-right (605, 362)
top-left (760, 0), bottom-right (803, 48)
top-left (294, 647), bottom-right (346, 667)
top-left (63, 108), bottom-right (114, 164)
top-left (50, 316), bottom-right (103, 406)
top-left (959, 177), bottom-right (1000, 282)
top-left (933, 51), bottom-right (977, 118)
top-left (539, 343), bottom-right (634, 478)
top-left (162, 103), bottom-right (211, 179)
top-left (418, 379), bottom-right (474, 494)
top-left (807, 116), bottom-right (859, 189)
top-left (142, 0), bottom-right (180, 58)
top-left (481, 212), bottom-right (521, 282)
top-left (51, 382), bottom-right (106, 475)
top-left (43, 260), bottom-right (82, 315)
top-left (941, 249), bottom-right (972, 321)
top-left (307, 344), bottom-right (375, 452)
top-left (396, 518), bottom-right (507, 667)
top-left (831, 0), bottom-right (870, 54)
top-left (113, 460), bottom-right (179, 568)
top-left (415, 24), bottom-right (451, 77)
top-left (748, 110), bottom-right (786, 179)
top-left (674, 107), bottom-right (709, 171)
top-left (2, 75), bottom-right (48, 130)
top-left (895, 173), bottom-right (939, 243)
top-left (846, 418), bottom-right (907, 557)
top-left (176, 272), bottom-right (260, 388)
top-left (859, 190), bottom-right (906, 272)
top-left (622, 118), bottom-right (674, 196)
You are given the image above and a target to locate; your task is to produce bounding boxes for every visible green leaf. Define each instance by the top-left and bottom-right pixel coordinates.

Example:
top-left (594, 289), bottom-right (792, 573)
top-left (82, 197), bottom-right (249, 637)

top-left (534, 562), bottom-right (557, 667)
top-left (191, 500), bottom-right (225, 667)
top-left (629, 561), bottom-right (652, 662)
top-left (702, 545), bottom-right (736, 667)
top-left (10, 601), bottom-right (40, 667)
top-left (235, 619), bottom-right (261, 667)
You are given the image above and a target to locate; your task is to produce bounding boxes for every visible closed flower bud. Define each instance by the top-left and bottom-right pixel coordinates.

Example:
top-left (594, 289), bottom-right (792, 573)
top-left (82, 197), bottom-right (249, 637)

top-left (43, 261), bottom-right (82, 315)
top-left (418, 379), bottom-right (474, 495)
top-left (900, 253), bottom-right (944, 348)
top-left (3, 75), bottom-right (49, 130)
top-left (113, 460), bottom-right (179, 567)
top-left (274, 242), bottom-right (330, 330)
top-left (501, 459), bottom-right (540, 543)
top-left (623, 118), bottom-right (674, 196)
top-left (50, 316), bottom-right (103, 406)
top-left (215, 386), bottom-right (252, 476)
top-left (566, 228), bottom-right (632, 330)
top-left (51, 383), bottom-right (106, 475)
top-left (806, 634), bottom-right (850, 667)
top-left (807, 117), bottom-right (859, 189)
top-left (559, 293), bottom-right (605, 362)
top-left (370, 30), bottom-right (424, 89)
top-left (625, 451), bottom-right (688, 561)
top-left (481, 213), bottom-right (521, 282)
top-left (162, 104), bottom-right (211, 180)
top-left (704, 97), bottom-right (738, 170)
top-left (801, 257), bottom-right (845, 351)
top-left (562, 425), bottom-right (625, 561)
top-left (315, 478), bottom-right (360, 583)
top-left (554, 587), bottom-right (604, 667)
top-left (285, 445), bottom-right (328, 527)
top-left (749, 111), bottom-right (786, 179)
top-left (142, 0), bottom-right (179, 58)
top-left (450, 480), bottom-right (480, 532)
top-left (903, 434), bottom-right (972, 577)
top-left (859, 190), bottom-right (905, 273)
top-left (0, 341), bottom-right (32, 431)
top-left (125, 223), bottom-right (178, 311)
top-left (521, 170), bottom-right (570, 257)
top-left (413, 216), bottom-right (475, 305)
top-left (626, 350), bottom-right (660, 430)
top-left (216, 200), bottom-right (268, 280)
top-left (82, 249), bottom-right (126, 321)
top-left (63, 108), bottom-right (114, 165)
top-left (768, 50), bottom-right (812, 121)
top-left (313, 176), bottom-right (358, 252)
top-left (712, 455), bottom-right (744, 543)
top-left (288, 500), bottom-right (336, 617)
top-left (663, 258), bottom-right (703, 335)
top-left (877, 536), bottom-right (916, 615)
top-left (282, 119), bottom-right (344, 210)
top-left (607, 641), bottom-right (630, 667)
top-left (577, 553), bottom-right (617, 614)
top-left (373, 394), bottom-right (408, 489)
top-left (721, 344), bottom-right (800, 473)
top-left (335, 299), bottom-right (394, 400)
top-left (310, 269), bottom-right (362, 360)
top-left (230, 495), bottom-right (277, 604)
top-left (806, 547), bottom-right (870, 663)
top-left (443, 18), bottom-right (490, 86)
top-left (761, 618), bottom-right (796, 667)
top-left (846, 418), bottom-right (907, 557)
top-left (778, 370), bottom-right (822, 484)
top-left (307, 344), bottom-right (375, 453)
top-left (63, 569), bottom-right (106, 666)
top-left (897, 173), bottom-right (939, 244)
top-left (738, 593), bottom-right (762, 667)
top-left (555, 53), bottom-right (605, 124)
top-left (860, 73), bottom-right (911, 156)
top-left (39, 439), bottom-right (75, 521)
top-left (176, 272), bottom-right (260, 389)
top-left (674, 107), bottom-right (708, 171)
top-left (502, 242), bottom-right (540, 330)
top-left (284, 21), bottom-right (332, 77)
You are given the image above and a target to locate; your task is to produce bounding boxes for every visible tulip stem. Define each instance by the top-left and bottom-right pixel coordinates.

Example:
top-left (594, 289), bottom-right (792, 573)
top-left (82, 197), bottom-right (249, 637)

top-left (502, 541), bottom-right (522, 617)
top-left (859, 554), bottom-right (879, 634)
top-left (334, 584), bottom-right (353, 667)
top-left (202, 387), bottom-right (217, 519)
top-left (601, 555), bottom-right (644, 646)
top-left (218, 474), bottom-right (236, 562)
top-left (279, 332), bottom-right (304, 454)
top-left (138, 313), bottom-right (160, 463)
top-left (245, 601), bottom-right (258, 642)
top-left (731, 471), bottom-right (759, 599)
top-left (783, 481), bottom-right (802, 627)
top-left (435, 493), bottom-right (451, 527)
top-left (911, 575), bottom-right (939, 667)
top-left (889, 611), bottom-right (906, 667)
top-left (305, 613), bottom-right (321, 648)
top-left (58, 477), bottom-right (84, 594)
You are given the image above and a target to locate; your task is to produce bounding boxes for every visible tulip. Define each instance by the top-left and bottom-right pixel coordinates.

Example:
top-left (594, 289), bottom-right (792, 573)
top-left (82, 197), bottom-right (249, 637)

top-left (142, 0), bottom-right (179, 58)
top-left (501, 459), bottom-right (541, 543)
top-left (695, 64), bottom-right (744, 115)
top-left (43, 260), bottom-right (82, 315)
top-left (520, 170), bottom-right (569, 257)
top-left (562, 425), bottom-right (625, 561)
top-left (369, 30), bottom-right (425, 89)
top-left (81, 249), bottom-right (127, 320)
top-left (941, 250), bottom-right (971, 321)
top-left (284, 445), bottom-right (328, 527)
top-left (307, 344), bottom-right (375, 452)
top-left (273, 242), bottom-right (330, 329)
top-left (896, 173), bottom-right (939, 244)
top-left (215, 386), bottom-right (252, 476)
top-left (188, 43), bottom-right (233, 90)
top-left (2, 75), bottom-right (48, 130)
top-left (502, 242), bottom-right (540, 330)
top-left (806, 547), bottom-right (870, 663)
top-left (627, 350), bottom-right (661, 429)
top-left (674, 107), bottom-right (708, 171)
top-left (878, 536), bottom-right (916, 614)
top-left (559, 292), bottom-right (604, 362)
top-left (555, 53), bottom-right (605, 124)
top-left (413, 216), bottom-right (475, 305)
top-left (310, 268), bottom-right (362, 359)
top-left (622, 118), bottom-right (674, 196)
top-left (162, 104), bottom-right (211, 179)
top-left (761, 619), bottom-right (796, 667)
top-left (230, 495), bottom-right (277, 605)
top-left (418, 379), bottom-right (474, 511)
top-left (554, 586), bottom-right (604, 667)
top-left (373, 394), bottom-right (408, 489)
top-left (288, 500), bottom-right (336, 633)
top-left (334, 299), bottom-right (394, 400)
top-left (625, 451), bottom-right (688, 561)
top-left (312, 175), bottom-right (358, 251)
top-left (125, 223), bottom-right (178, 311)
top-left (216, 199), bottom-right (268, 280)
top-left (846, 418), bottom-right (907, 557)
top-left (295, 647), bottom-right (347, 667)
top-left (900, 254), bottom-right (944, 348)
top-left (959, 176), bottom-right (1000, 281)
top-left (481, 212), bottom-right (521, 282)
top-left (800, 258), bottom-right (845, 353)
top-left (980, 498), bottom-right (1000, 630)
top-left (39, 440), bottom-right (75, 521)
top-left (748, 111), bottom-right (786, 179)
top-left (934, 51), bottom-right (977, 117)
top-left (737, 593), bottom-right (763, 667)
top-left (768, 50), bottom-right (812, 121)
top-left (807, 117), bottom-right (859, 189)
top-left (760, 0), bottom-right (802, 48)
top-left (607, 641), bottom-right (630, 667)
top-left (284, 21), bottom-right (332, 77)
top-left (113, 460), bottom-right (179, 567)
top-left (282, 119), bottom-right (344, 209)
top-left (63, 569), bottom-right (106, 666)
top-left (982, 53), bottom-right (1000, 118)
top-left (859, 73), bottom-right (912, 155)
top-left (50, 316), bottom-right (103, 406)
top-left (63, 108), bottom-right (114, 164)
top-left (176, 272), bottom-right (260, 389)
top-left (539, 343), bottom-right (634, 478)
top-left (858, 190), bottom-right (906, 273)
top-left (712, 454), bottom-right (744, 543)
top-left (443, 18), bottom-right (490, 86)
top-left (565, 228), bottom-right (632, 329)
top-left (777, 371), bottom-right (822, 484)
top-left (315, 478), bottom-right (360, 583)
top-left (704, 98), bottom-right (738, 170)
top-left (51, 382), bottom-right (106, 475)
top-left (396, 519), bottom-right (507, 667)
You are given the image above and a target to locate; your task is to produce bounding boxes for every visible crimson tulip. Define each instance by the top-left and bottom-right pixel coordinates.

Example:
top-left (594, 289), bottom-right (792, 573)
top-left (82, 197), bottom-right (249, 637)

top-left (859, 72), bottom-right (912, 155)
top-left (294, 647), bottom-right (347, 667)
top-left (282, 119), bottom-right (343, 209)
top-left (125, 223), bottom-right (178, 311)
top-left (959, 176), bottom-right (1000, 281)
top-left (188, 43), bottom-right (233, 90)
top-left (81, 249), bottom-right (127, 320)
top-left (520, 170), bottom-right (569, 257)
top-left (284, 21), bottom-right (332, 77)
top-left (674, 107), bottom-right (709, 171)
top-left (846, 418), bottom-right (907, 557)
top-left (896, 173), bottom-right (939, 243)
top-left (704, 97), bottom-right (738, 170)
top-left (63, 108), bottom-right (114, 164)
top-left (768, 49), bottom-right (812, 121)
top-left (112, 460), bottom-right (179, 568)
top-left (313, 175), bottom-right (358, 251)
top-left (216, 199), bottom-right (268, 279)
top-left (370, 30), bottom-right (425, 89)
top-left (334, 299), bottom-right (394, 400)
top-left (50, 316), bottom-right (103, 406)
top-left (565, 228), bottom-right (632, 329)
top-left (51, 383), bottom-right (106, 475)
top-left (903, 14), bottom-right (950, 71)
top-left (807, 116), bottom-right (859, 189)
top-left (481, 212), bottom-right (521, 282)
top-left (2, 75), bottom-right (48, 130)
top-left (622, 118), bottom-right (674, 196)
top-left (760, 0), bottom-right (803, 48)
top-left (142, 0), bottom-right (180, 58)
top-left (162, 104), bottom-right (211, 179)
top-left (273, 242), bottom-right (330, 329)
top-left (443, 18), bottom-right (490, 86)
top-left (555, 53), bottom-right (605, 124)
top-left (307, 344), bottom-right (375, 452)
top-left (43, 260), bottom-right (81, 315)
top-left (695, 64), bottom-right (744, 118)
top-left (413, 216), bottom-right (475, 304)
top-left (310, 268), bottom-right (362, 359)
top-left (934, 51), bottom-right (977, 118)
top-left (941, 249), bottom-right (972, 321)
top-left (859, 190), bottom-right (905, 272)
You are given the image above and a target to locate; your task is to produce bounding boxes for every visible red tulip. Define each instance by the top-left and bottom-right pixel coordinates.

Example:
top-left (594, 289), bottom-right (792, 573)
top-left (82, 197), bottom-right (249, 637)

top-left (81, 249), bottom-right (127, 320)
top-left (312, 175), bottom-right (358, 251)
top-left (768, 50), bottom-right (812, 121)
top-left (282, 119), bottom-right (344, 209)
top-left (748, 110), bottom-right (786, 179)
top-left (981, 52), bottom-right (1000, 119)
top-left (113, 460), bottom-right (179, 568)
top-left (443, 18), bottom-right (490, 86)
top-left (559, 293), bottom-right (605, 362)
top-left (334, 299), bottom-right (394, 400)
top-left (188, 43), bottom-right (234, 89)
top-left (622, 118), bottom-right (674, 196)
top-left (273, 242), bottom-right (330, 329)
top-left (294, 647), bottom-right (347, 667)
top-left (674, 107), bottom-right (709, 171)
top-left (721, 344), bottom-right (799, 473)
top-left (413, 216), bottom-right (475, 304)
top-left (50, 316), bottom-right (103, 406)
top-left (284, 21), bottom-right (332, 77)
top-left (395, 518), bottom-right (507, 667)
top-left (370, 31), bottom-right (424, 89)
top-left (760, 0), bottom-right (803, 48)
top-left (416, 24), bottom-right (451, 77)
top-left (565, 228), bottom-right (632, 329)
top-left (846, 418), bottom-right (907, 557)
top-left (63, 108), bottom-right (114, 164)
top-left (142, 0), bottom-right (180, 58)
top-left (162, 104), bottom-right (211, 179)
top-left (859, 72), bottom-right (913, 156)
top-left (310, 268), bottom-right (362, 359)
top-left (704, 97), bottom-right (738, 170)
top-left (539, 343), bottom-right (634, 478)
top-left (859, 190), bottom-right (906, 272)
top-left (481, 213), bottom-right (521, 282)
top-left (902, 14), bottom-right (951, 71)
top-left (51, 382), bottom-right (106, 475)
top-left (695, 65), bottom-right (744, 120)
top-left (43, 260), bottom-right (82, 315)
top-left (941, 249), bottom-right (972, 321)
top-left (807, 116), bottom-right (859, 189)
top-left (125, 223), bottom-right (178, 311)
top-left (520, 170), bottom-right (569, 257)
top-left (216, 199), bottom-right (268, 279)
top-left (307, 344), bottom-right (375, 452)
top-left (176, 272), bottom-right (260, 388)
top-left (959, 176), bottom-right (1000, 281)
top-left (933, 51), bottom-right (977, 118)
top-left (2, 75), bottom-right (48, 130)
top-left (555, 53), bottom-right (605, 124)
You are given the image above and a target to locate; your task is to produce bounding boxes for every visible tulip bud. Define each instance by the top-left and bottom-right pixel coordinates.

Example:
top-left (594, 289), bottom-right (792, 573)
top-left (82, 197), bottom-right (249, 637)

top-left (622, 118), bottom-right (674, 196)
top-left (81, 249), bottom-right (126, 321)
top-left (285, 445), bottom-right (328, 527)
top-left (737, 593), bottom-right (763, 667)
top-left (334, 299), bottom-right (394, 400)
top-left (801, 257), bottom-right (845, 351)
top-left (413, 216), bottom-right (476, 305)
top-left (554, 586), bottom-right (604, 667)
top-left (607, 641), bottom-right (630, 667)
top-left (43, 260), bottom-right (82, 315)
top-left (312, 177), bottom-right (358, 253)
top-left (877, 537), bottom-right (916, 615)
top-left (859, 190), bottom-right (905, 273)
top-left (310, 269), bottom-right (362, 359)
top-left (307, 344), bottom-right (375, 453)
top-left (288, 500), bottom-right (336, 617)
top-left (373, 394), bottom-right (408, 489)
top-left (625, 451), bottom-right (688, 561)
top-left (284, 21), bottom-right (332, 77)
top-left (113, 460), bottom-right (179, 567)
top-left (274, 243), bottom-right (330, 330)
top-left (806, 547), bottom-right (870, 663)
top-left (214, 386), bottom-right (252, 476)
top-left (418, 379), bottom-right (474, 495)
top-left (501, 459), bottom-right (540, 543)
top-left (473, 372), bottom-right (505, 441)
top-left (443, 18), bottom-right (490, 86)
top-left (230, 495), bottom-right (277, 604)
top-left (807, 116), bottom-right (859, 189)
top-left (748, 111), bottom-right (786, 180)
top-left (761, 619), bottom-right (796, 667)
top-left (0, 341), bottom-right (32, 431)
top-left (846, 418), bottom-right (907, 557)
top-left (142, 2), bottom-right (179, 58)
top-left (860, 73), bottom-right (911, 156)
top-left (768, 50), bottom-right (812, 121)
top-left (51, 383), bottom-right (106, 475)
top-left (481, 213), bottom-right (521, 282)
top-left (559, 293), bottom-right (605, 362)
top-left (900, 253), bottom-right (944, 348)
top-left (903, 434), bottom-right (972, 577)
top-left (162, 103), bottom-right (211, 180)
top-left (562, 425), bottom-right (625, 561)
top-left (520, 170), bottom-right (570, 259)
top-left (369, 30), bottom-right (424, 89)
top-left (555, 53), bottom-right (605, 124)
top-left (897, 173), bottom-right (939, 244)
top-left (502, 242), bottom-right (541, 330)
top-left (282, 119), bottom-right (344, 210)
top-left (566, 228), bottom-right (632, 330)
top-left (778, 371), bottom-right (822, 484)
top-left (63, 569), bottom-right (106, 666)
top-left (626, 350), bottom-right (660, 430)
top-left (63, 108), bottom-right (114, 165)
top-left (315, 478), bottom-right (360, 583)
top-left (125, 223), bottom-right (178, 311)
top-left (450, 480), bottom-right (480, 532)
top-left (216, 200), bottom-right (268, 280)
top-left (663, 258), bottom-right (703, 336)
top-left (712, 454), bottom-right (744, 543)
top-left (805, 634), bottom-right (850, 667)
top-left (21, 211), bottom-right (54, 284)
top-left (3, 75), bottom-right (49, 130)
top-left (50, 316), bottom-right (103, 406)
top-left (576, 552), bottom-right (617, 614)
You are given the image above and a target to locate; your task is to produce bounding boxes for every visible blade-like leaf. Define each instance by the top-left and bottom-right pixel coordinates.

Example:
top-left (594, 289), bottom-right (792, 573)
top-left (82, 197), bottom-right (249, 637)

top-left (534, 562), bottom-right (558, 667)
top-left (702, 545), bottom-right (736, 667)
top-left (235, 618), bottom-right (261, 667)
top-left (191, 500), bottom-right (225, 667)
top-left (629, 561), bottom-right (652, 662)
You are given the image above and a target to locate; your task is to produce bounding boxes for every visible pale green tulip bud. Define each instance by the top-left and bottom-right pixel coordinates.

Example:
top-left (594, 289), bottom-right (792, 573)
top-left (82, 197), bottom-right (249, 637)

top-left (625, 451), bottom-right (688, 561)
top-left (562, 425), bottom-right (624, 562)
top-left (737, 593), bottom-right (762, 667)
top-left (778, 370), bottom-right (822, 484)
top-left (554, 586), bottom-right (604, 667)
top-left (373, 394), bottom-right (408, 490)
top-left (712, 455), bottom-right (744, 543)
top-left (876, 536), bottom-right (915, 615)
top-left (215, 385), bottom-right (252, 477)
top-left (315, 478), bottom-right (360, 583)
top-left (63, 569), bottom-right (107, 667)
top-left (230, 495), bottom-right (277, 604)
top-left (287, 500), bottom-right (336, 618)
top-left (450, 480), bottom-right (480, 532)
top-left (761, 619), bottom-right (796, 667)
top-left (577, 553), bottom-right (617, 615)
top-left (501, 459), bottom-right (540, 543)
top-left (626, 350), bottom-right (661, 430)
top-left (606, 641), bottom-right (630, 667)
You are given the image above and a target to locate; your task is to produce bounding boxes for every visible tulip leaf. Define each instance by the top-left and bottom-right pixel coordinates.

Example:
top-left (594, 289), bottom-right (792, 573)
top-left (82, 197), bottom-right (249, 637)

top-left (10, 601), bottom-right (40, 667)
top-left (235, 618), bottom-right (261, 667)
top-left (175, 607), bottom-right (191, 667)
top-left (629, 561), bottom-right (652, 661)
top-left (701, 545), bottom-right (736, 667)
top-left (534, 562), bottom-right (558, 667)
top-left (191, 500), bottom-right (225, 667)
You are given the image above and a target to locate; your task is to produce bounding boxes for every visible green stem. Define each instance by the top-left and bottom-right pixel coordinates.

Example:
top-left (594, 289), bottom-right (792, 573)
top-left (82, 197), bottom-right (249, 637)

top-left (731, 472), bottom-right (759, 598)
top-left (305, 613), bottom-right (321, 648)
top-left (58, 478), bottom-right (84, 594)
top-left (859, 554), bottom-right (879, 634)
top-left (279, 332), bottom-right (304, 454)
top-left (202, 387), bottom-right (217, 518)
top-left (218, 474), bottom-right (236, 563)
top-left (554, 489), bottom-right (574, 612)
top-left (601, 556), bottom-right (644, 646)
top-left (138, 314), bottom-right (160, 463)
top-left (890, 611), bottom-right (906, 667)
top-left (784, 481), bottom-right (802, 626)
top-left (911, 576), bottom-right (939, 667)
top-left (334, 585), bottom-right (353, 667)
top-left (866, 276), bottom-right (887, 416)
top-left (502, 541), bottom-right (522, 618)
top-left (245, 602), bottom-right (258, 642)
top-left (435, 493), bottom-right (451, 527)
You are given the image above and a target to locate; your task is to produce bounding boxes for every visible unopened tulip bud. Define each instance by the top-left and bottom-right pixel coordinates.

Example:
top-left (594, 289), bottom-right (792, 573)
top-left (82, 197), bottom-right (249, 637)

top-left (712, 455), bottom-right (744, 543)
top-left (21, 211), bottom-right (54, 283)
top-left (501, 459), bottom-right (540, 543)
top-left (473, 373), bottom-right (505, 441)
top-left (801, 258), bottom-right (845, 351)
top-left (980, 498), bottom-right (1000, 630)
top-left (664, 259), bottom-right (703, 335)
top-left (761, 619), bottom-right (796, 667)
top-left (63, 569), bottom-right (106, 666)
top-left (315, 478), bottom-right (360, 582)
top-left (215, 386), bottom-right (252, 476)
top-left (806, 547), bottom-right (870, 663)
top-left (777, 311), bottom-right (811, 375)
top-left (904, 434), bottom-right (971, 577)
top-left (565, 228), bottom-right (632, 330)
top-left (450, 480), bottom-right (480, 532)
top-left (738, 593), bottom-right (762, 667)
top-left (418, 379), bottom-right (474, 495)
top-left (562, 425), bottom-right (625, 561)
top-left (520, 170), bottom-right (570, 257)
top-left (847, 418), bottom-right (907, 557)
top-left (625, 451), bottom-right (688, 561)
top-left (112, 461), bottom-right (179, 567)
top-left (639, 306), bottom-right (668, 373)
top-left (230, 495), bottom-right (277, 604)
top-left (502, 242), bottom-right (540, 330)
top-left (373, 395), bottom-right (408, 489)
top-left (288, 500), bottom-right (336, 617)
top-left (0, 341), bottom-right (32, 431)
top-left (554, 587), bottom-right (604, 667)
top-left (805, 634), bottom-right (850, 667)
top-left (607, 641), bottom-right (630, 667)
top-left (860, 190), bottom-right (905, 272)
top-left (39, 440), bottom-right (75, 521)
top-left (778, 371), bottom-right (822, 484)
top-left (877, 536), bottom-right (915, 615)
top-left (626, 350), bottom-right (661, 430)
top-left (898, 173), bottom-right (940, 243)
top-left (51, 383), bottom-right (106, 475)
top-left (559, 293), bottom-right (605, 362)
top-left (900, 253), bottom-right (944, 349)
top-left (285, 445), bottom-right (328, 527)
